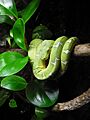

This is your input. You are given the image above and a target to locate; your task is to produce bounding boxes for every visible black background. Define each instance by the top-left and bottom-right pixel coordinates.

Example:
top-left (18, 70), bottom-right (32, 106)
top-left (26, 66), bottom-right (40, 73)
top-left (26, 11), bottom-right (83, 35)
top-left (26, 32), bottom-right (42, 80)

top-left (0, 0), bottom-right (90, 120)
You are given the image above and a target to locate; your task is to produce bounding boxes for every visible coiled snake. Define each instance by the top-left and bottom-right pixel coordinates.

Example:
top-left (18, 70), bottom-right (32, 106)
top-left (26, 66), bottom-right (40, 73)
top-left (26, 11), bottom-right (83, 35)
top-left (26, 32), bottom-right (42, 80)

top-left (28, 36), bottom-right (78, 80)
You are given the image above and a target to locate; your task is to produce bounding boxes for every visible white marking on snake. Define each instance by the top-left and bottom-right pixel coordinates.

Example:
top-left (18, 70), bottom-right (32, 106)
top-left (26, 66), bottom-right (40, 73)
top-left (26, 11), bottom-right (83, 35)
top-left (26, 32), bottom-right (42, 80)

top-left (63, 50), bottom-right (70, 54)
top-left (51, 61), bottom-right (56, 66)
top-left (51, 57), bottom-right (60, 66)
top-left (67, 39), bottom-right (72, 43)
top-left (61, 61), bottom-right (68, 65)
top-left (53, 42), bottom-right (62, 48)
top-left (56, 57), bottom-right (60, 61)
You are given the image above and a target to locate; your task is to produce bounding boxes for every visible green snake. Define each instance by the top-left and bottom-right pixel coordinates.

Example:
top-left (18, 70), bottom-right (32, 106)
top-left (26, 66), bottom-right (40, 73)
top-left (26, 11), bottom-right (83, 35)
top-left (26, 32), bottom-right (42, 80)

top-left (28, 36), bottom-right (78, 80)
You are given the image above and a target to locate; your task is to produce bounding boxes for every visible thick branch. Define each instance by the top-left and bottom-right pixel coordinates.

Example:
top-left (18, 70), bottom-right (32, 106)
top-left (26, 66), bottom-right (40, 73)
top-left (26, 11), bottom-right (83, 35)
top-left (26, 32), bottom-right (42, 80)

top-left (74, 43), bottom-right (90, 56)
top-left (52, 88), bottom-right (90, 111)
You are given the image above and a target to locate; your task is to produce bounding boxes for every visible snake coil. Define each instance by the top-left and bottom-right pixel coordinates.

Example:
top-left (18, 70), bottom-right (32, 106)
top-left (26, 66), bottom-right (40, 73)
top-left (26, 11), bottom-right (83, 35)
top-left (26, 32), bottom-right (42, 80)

top-left (28, 36), bottom-right (78, 80)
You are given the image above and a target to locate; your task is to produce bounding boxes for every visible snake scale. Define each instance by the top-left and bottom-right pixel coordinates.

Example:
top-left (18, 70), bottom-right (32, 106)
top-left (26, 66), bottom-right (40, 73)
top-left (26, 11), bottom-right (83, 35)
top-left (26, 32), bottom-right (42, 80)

top-left (28, 35), bottom-right (78, 80)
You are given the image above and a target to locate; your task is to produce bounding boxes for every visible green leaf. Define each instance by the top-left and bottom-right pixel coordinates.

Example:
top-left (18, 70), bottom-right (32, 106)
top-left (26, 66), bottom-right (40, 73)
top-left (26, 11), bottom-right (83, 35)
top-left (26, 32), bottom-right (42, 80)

top-left (1, 75), bottom-right (28, 91)
top-left (10, 28), bottom-right (14, 37)
top-left (26, 79), bottom-right (59, 108)
top-left (20, 0), bottom-right (41, 23)
top-left (32, 24), bottom-right (53, 40)
top-left (0, 51), bottom-right (28, 77)
top-left (0, 0), bottom-right (18, 19)
top-left (35, 107), bottom-right (48, 119)
top-left (9, 98), bottom-right (17, 108)
top-left (0, 15), bottom-right (14, 25)
top-left (12, 18), bottom-right (27, 51)
top-left (0, 89), bottom-right (10, 107)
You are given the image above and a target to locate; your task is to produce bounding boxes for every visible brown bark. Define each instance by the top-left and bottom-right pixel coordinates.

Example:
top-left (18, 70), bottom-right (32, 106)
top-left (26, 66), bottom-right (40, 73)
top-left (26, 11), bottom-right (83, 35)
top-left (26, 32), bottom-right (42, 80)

top-left (52, 88), bottom-right (90, 111)
top-left (74, 43), bottom-right (90, 56)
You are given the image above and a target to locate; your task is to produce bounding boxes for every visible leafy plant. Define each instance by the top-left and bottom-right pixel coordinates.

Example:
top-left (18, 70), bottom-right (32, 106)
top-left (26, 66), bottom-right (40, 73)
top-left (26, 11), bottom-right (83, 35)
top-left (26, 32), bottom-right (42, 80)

top-left (0, 0), bottom-right (59, 119)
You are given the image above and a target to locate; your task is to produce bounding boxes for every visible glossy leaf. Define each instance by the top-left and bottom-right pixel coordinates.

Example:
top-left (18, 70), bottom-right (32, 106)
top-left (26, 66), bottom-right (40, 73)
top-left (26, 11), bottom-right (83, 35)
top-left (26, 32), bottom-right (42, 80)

top-left (0, 0), bottom-right (18, 19)
top-left (0, 89), bottom-right (10, 107)
top-left (26, 79), bottom-right (59, 108)
top-left (0, 15), bottom-right (14, 24)
top-left (1, 75), bottom-right (28, 91)
top-left (20, 0), bottom-right (41, 23)
top-left (12, 18), bottom-right (27, 51)
top-left (35, 107), bottom-right (48, 119)
top-left (0, 51), bottom-right (28, 77)
top-left (10, 28), bottom-right (13, 37)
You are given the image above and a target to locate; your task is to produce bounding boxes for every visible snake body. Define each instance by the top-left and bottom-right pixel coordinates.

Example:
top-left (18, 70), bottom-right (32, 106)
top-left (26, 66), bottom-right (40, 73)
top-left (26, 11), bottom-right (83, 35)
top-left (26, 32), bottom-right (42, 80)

top-left (28, 36), bottom-right (78, 80)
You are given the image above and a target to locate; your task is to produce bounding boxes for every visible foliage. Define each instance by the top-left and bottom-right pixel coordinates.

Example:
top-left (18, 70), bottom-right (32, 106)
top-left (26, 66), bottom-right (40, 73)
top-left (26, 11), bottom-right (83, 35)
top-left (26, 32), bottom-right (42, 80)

top-left (0, 51), bottom-right (28, 77)
top-left (0, 0), bottom-right (59, 119)
top-left (26, 79), bottom-right (59, 108)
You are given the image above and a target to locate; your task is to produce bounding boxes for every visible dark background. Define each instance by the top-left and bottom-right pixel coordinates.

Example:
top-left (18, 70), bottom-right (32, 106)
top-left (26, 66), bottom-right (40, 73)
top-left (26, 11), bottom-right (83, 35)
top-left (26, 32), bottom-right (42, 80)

top-left (35, 0), bottom-right (90, 43)
top-left (0, 0), bottom-right (90, 120)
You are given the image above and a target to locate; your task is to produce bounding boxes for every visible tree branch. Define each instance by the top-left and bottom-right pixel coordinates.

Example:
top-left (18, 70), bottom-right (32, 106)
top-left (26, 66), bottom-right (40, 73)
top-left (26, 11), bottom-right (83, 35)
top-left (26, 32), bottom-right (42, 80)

top-left (74, 43), bottom-right (90, 56)
top-left (52, 88), bottom-right (90, 111)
